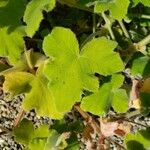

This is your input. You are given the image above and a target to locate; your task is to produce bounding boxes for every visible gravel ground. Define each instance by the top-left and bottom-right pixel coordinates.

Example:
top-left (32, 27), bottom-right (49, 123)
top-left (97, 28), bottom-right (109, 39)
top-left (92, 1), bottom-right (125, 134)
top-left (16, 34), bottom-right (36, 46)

top-left (0, 88), bottom-right (53, 150)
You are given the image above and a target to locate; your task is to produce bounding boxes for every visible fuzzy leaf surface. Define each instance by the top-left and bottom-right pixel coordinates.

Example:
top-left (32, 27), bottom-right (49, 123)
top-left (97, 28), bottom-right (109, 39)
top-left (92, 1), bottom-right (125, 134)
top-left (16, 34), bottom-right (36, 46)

top-left (43, 27), bottom-right (124, 114)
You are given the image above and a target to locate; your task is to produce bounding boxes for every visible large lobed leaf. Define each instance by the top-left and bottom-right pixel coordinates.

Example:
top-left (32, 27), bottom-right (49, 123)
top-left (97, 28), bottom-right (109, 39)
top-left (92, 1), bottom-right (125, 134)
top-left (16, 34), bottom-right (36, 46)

top-left (43, 27), bottom-right (124, 116)
top-left (3, 66), bottom-right (62, 119)
top-left (3, 27), bottom-right (124, 119)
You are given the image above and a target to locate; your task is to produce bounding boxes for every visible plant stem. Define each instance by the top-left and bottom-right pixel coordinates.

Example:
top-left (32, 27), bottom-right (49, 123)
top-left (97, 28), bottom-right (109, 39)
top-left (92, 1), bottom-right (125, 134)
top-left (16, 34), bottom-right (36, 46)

top-left (13, 110), bottom-right (25, 128)
top-left (118, 20), bottom-right (130, 39)
top-left (102, 12), bottom-right (115, 40)
top-left (124, 119), bottom-right (148, 128)
top-left (80, 30), bottom-right (106, 48)
top-left (93, 13), bottom-right (96, 35)
top-left (74, 105), bottom-right (126, 149)
top-left (125, 109), bottom-right (141, 119)
top-left (137, 34), bottom-right (150, 48)
top-left (141, 14), bottom-right (150, 19)
top-left (24, 48), bottom-right (33, 70)
top-left (74, 104), bottom-right (101, 135)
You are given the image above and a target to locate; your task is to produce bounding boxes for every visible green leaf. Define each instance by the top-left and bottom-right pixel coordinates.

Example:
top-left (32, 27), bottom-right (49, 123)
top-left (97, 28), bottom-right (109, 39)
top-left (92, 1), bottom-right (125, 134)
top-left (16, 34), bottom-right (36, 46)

top-left (81, 81), bottom-right (112, 115)
top-left (43, 27), bottom-right (124, 115)
top-left (28, 50), bottom-right (47, 68)
top-left (45, 130), bottom-right (68, 150)
top-left (112, 89), bottom-right (128, 113)
top-left (29, 125), bottom-right (50, 150)
top-left (24, 0), bottom-right (56, 37)
top-left (22, 67), bottom-right (62, 119)
top-left (3, 71), bottom-right (33, 97)
top-left (13, 119), bottom-right (34, 146)
top-left (80, 38), bottom-right (124, 75)
top-left (33, 125), bottom-right (50, 139)
top-left (81, 74), bottom-right (128, 115)
top-left (140, 78), bottom-right (150, 109)
top-left (0, 0), bottom-right (8, 7)
top-left (125, 128), bottom-right (150, 150)
top-left (65, 142), bottom-right (79, 150)
top-left (13, 119), bottom-right (51, 150)
top-left (140, 92), bottom-right (150, 109)
top-left (0, 27), bottom-right (25, 64)
top-left (3, 68), bottom-right (62, 119)
top-left (29, 138), bottom-right (47, 150)
top-left (133, 0), bottom-right (150, 7)
top-left (94, 0), bottom-right (130, 20)
top-left (111, 73), bottom-right (124, 89)
top-left (0, 0), bottom-right (26, 64)
top-left (44, 130), bottom-right (60, 150)
top-left (52, 119), bottom-right (84, 133)
top-left (131, 55), bottom-right (150, 78)
top-left (43, 27), bottom-right (83, 113)
top-left (0, 0), bottom-right (26, 28)
top-left (65, 133), bottom-right (79, 150)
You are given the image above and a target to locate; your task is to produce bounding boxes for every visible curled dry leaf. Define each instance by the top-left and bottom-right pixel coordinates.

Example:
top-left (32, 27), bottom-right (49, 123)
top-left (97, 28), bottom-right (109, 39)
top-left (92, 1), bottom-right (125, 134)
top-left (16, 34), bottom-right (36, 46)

top-left (100, 118), bottom-right (118, 137)
top-left (100, 118), bottom-right (132, 137)
top-left (129, 79), bottom-right (142, 109)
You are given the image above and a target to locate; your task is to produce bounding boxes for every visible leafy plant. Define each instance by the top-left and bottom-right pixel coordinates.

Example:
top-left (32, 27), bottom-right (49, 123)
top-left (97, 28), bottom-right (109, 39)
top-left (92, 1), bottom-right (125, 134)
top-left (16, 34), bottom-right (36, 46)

top-left (0, 0), bottom-right (150, 149)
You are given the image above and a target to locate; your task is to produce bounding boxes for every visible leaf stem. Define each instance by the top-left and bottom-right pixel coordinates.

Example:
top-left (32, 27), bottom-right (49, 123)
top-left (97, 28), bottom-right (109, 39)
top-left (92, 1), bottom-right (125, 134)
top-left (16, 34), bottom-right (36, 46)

top-left (93, 13), bottom-right (96, 36)
top-left (124, 119), bottom-right (148, 128)
top-left (137, 34), bottom-right (150, 48)
top-left (118, 20), bottom-right (130, 39)
top-left (13, 110), bottom-right (25, 128)
top-left (125, 109), bottom-right (141, 119)
top-left (101, 12), bottom-right (115, 40)
top-left (74, 105), bottom-right (126, 149)
top-left (80, 30), bottom-right (106, 48)
top-left (141, 14), bottom-right (150, 19)
top-left (24, 49), bottom-right (33, 70)
top-left (74, 104), bottom-right (101, 135)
